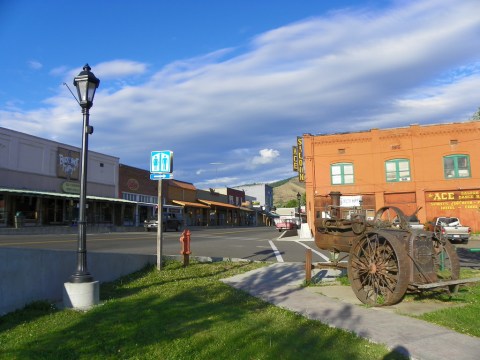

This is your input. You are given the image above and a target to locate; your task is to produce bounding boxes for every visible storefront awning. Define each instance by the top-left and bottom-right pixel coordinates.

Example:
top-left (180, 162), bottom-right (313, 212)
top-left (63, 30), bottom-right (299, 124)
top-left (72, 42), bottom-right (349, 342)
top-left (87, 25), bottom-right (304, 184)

top-left (267, 212), bottom-right (280, 218)
top-left (198, 199), bottom-right (239, 209)
top-left (172, 200), bottom-right (209, 208)
top-left (0, 188), bottom-right (137, 204)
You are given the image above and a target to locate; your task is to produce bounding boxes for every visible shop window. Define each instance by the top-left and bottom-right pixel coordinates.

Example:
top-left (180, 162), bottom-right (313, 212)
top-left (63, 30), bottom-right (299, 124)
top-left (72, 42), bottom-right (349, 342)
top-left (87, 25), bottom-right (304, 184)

top-left (123, 192), bottom-right (137, 202)
top-left (0, 194), bottom-right (5, 225)
top-left (444, 155), bottom-right (470, 179)
top-left (331, 163), bottom-right (354, 185)
top-left (385, 159), bottom-right (411, 182)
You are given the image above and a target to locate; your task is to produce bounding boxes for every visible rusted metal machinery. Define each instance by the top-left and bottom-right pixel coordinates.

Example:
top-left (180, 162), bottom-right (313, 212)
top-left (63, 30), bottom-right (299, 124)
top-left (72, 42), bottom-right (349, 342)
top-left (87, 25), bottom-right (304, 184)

top-left (312, 191), bottom-right (478, 306)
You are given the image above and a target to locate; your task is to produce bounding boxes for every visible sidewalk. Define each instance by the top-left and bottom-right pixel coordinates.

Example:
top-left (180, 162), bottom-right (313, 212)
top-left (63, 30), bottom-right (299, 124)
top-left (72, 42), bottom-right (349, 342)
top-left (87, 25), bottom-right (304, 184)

top-left (221, 262), bottom-right (480, 360)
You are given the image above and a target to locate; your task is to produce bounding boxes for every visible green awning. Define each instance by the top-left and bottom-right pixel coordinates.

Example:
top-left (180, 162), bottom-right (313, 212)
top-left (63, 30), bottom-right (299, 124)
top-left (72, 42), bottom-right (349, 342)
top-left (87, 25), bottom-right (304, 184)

top-left (0, 188), bottom-right (136, 204)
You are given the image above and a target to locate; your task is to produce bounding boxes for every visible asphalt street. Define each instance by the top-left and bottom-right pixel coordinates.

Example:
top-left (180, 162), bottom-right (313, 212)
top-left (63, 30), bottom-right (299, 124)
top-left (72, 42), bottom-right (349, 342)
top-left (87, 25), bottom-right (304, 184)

top-left (0, 227), bottom-right (478, 266)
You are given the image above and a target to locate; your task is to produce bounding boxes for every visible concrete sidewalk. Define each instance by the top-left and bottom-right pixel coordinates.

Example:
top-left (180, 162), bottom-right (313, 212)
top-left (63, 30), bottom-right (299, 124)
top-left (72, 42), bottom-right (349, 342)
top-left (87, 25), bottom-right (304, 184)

top-left (221, 262), bottom-right (480, 360)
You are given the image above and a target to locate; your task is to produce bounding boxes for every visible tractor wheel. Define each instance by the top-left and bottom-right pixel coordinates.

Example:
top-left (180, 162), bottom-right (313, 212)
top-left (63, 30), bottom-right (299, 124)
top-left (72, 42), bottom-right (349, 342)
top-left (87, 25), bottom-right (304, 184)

top-left (373, 206), bottom-right (409, 231)
top-left (433, 239), bottom-right (460, 293)
top-left (348, 231), bottom-right (410, 306)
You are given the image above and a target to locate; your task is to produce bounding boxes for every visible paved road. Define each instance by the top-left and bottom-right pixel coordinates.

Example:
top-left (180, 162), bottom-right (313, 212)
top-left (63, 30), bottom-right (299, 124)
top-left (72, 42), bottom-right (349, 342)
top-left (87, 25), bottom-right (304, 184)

top-left (0, 227), bottom-right (478, 266)
top-left (0, 227), bottom-right (332, 263)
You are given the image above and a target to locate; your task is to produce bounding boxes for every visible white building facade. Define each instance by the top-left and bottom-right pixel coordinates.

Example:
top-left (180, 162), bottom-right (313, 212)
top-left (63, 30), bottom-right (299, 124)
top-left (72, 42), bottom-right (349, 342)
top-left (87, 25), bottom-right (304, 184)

top-left (0, 127), bottom-right (134, 228)
top-left (231, 183), bottom-right (274, 212)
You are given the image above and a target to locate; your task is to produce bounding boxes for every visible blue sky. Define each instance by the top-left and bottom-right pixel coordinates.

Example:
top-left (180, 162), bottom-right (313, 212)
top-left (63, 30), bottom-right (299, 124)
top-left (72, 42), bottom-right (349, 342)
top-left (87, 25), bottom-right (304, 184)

top-left (1, 0), bottom-right (480, 189)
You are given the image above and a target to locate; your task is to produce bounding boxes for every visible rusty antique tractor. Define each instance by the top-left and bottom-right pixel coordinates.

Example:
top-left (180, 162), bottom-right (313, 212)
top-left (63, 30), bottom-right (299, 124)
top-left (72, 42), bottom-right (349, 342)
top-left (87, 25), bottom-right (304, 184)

top-left (313, 192), bottom-right (475, 306)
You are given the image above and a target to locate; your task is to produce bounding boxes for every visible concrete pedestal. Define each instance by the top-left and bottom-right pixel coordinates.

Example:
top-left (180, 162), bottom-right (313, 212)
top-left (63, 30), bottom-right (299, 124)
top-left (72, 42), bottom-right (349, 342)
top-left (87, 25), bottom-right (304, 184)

top-left (63, 281), bottom-right (99, 310)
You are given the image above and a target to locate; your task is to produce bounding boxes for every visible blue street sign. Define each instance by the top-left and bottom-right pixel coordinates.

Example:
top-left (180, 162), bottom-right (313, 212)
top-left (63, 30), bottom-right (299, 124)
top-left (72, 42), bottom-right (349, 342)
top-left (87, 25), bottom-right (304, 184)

top-left (151, 150), bottom-right (173, 173)
top-left (150, 173), bottom-right (173, 180)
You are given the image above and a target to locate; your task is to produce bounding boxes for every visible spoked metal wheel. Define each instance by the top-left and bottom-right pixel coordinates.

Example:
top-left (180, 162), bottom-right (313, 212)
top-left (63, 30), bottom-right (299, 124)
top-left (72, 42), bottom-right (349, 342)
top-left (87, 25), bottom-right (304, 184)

top-left (373, 206), bottom-right (409, 230)
top-left (433, 239), bottom-right (460, 292)
top-left (348, 231), bottom-right (410, 306)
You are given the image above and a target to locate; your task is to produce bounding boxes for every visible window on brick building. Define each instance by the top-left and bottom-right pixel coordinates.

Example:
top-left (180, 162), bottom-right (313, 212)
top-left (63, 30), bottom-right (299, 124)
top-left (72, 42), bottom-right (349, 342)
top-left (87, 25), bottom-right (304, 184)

top-left (123, 192), bottom-right (137, 201)
top-left (385, 159), bottom-right (411, 182)
top-left (444, 155), bottom-right (470, 179)
top-left (331, 163), bottom-right (354, 185)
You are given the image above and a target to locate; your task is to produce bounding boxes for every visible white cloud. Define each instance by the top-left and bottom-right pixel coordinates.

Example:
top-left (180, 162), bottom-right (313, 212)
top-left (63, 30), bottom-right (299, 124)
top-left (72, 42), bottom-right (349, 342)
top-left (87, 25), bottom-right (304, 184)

top-left (94, 60), bottom-right (148, 79)
top-left (50, 66), bottom-right (69, 77)
top-left (251, 149), bottom-right (280, 166)
top-left (3, 0), bottom-right (480, 188)
top-left (28, 60), bottom-right (42, 70)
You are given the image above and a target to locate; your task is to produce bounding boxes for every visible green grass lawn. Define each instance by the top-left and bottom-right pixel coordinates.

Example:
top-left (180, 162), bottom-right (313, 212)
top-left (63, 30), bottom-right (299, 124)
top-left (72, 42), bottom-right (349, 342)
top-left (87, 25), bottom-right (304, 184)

top-left (317, 269), bottom-right (480, 338)
top-left (412, 269), bottom-right (480, 337)
top-left (0, 261), bottom-right (407, 360)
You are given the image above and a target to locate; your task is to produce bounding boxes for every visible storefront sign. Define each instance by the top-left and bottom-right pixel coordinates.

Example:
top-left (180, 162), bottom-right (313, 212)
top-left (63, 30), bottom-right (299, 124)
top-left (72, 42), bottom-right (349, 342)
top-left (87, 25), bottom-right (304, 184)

top-left (62, 181), bottom-right (81, 194)
top-left (340, 195), bottom-right (363, 207)
top-left (57, 147), bottom-right (80, 180)
top-left (127, 178), bottom-right (139, 191)
top-left (426, 190), bottom-right (480, 210)
top-left (292, 146), bottom-right (298, 171)
top-left (297, 136), bottom-right (305, 182)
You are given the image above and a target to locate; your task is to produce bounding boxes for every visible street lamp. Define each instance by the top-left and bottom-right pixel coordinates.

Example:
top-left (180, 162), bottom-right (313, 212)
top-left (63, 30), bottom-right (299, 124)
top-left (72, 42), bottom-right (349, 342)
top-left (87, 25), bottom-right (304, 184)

top-left (70, 64), bottom-right (100, 283)
top-left (297, 192), bottom-right (301, 226)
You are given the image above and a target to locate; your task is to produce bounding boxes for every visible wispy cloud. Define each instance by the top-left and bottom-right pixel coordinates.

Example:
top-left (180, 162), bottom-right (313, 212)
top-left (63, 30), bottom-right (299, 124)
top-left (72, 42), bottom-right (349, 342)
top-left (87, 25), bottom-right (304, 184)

top-left (2, 0), bottom-right (480, 188)
top-left (28, 60), bottom-right (42, 70)
top-left (50, 66), bottom-right (69, 77)
top-left (94, 60), bottom-right (149, 79)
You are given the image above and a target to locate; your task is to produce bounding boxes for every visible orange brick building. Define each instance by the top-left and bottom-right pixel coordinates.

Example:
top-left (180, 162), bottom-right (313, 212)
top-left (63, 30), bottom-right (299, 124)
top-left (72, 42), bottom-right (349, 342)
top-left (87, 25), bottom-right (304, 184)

top-left (302, 121), bottom-right (480, 233)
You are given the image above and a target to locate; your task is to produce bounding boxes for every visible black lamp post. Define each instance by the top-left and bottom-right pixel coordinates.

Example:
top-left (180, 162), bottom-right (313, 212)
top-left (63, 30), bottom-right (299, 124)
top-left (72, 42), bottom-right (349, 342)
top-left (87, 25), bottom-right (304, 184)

top-left (296, 192), bottom-right (301, 225)
top-left (70, 64), bottom-right (100, 283)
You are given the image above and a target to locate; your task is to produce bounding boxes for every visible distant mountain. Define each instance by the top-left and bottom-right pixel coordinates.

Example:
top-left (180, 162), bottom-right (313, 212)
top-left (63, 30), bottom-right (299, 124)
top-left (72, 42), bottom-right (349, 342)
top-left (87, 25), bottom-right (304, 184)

top-left (269, 177), bottom-right (305, 207)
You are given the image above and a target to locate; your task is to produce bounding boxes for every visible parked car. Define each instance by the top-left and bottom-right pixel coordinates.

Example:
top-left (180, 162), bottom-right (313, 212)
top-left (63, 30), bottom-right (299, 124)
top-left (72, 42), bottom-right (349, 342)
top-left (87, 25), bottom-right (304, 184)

top-left (144, 213), bottom-right (182, 232)
top-left (425, 216), bottom-right (471, 243)
top-left (275, 218), bottom-right (297, 232)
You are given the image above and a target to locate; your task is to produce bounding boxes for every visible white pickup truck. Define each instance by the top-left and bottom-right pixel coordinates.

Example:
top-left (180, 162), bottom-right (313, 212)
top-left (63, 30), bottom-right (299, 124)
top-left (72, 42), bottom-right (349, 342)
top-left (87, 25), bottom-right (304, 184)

top-left (426, 217), bottom-right (471, 243)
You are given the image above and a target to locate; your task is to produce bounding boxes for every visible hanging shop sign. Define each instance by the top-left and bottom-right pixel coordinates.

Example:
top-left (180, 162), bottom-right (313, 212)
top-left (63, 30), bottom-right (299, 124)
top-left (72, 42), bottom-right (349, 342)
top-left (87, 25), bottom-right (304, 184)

top-left (296, 136), bottom-right (305, 182)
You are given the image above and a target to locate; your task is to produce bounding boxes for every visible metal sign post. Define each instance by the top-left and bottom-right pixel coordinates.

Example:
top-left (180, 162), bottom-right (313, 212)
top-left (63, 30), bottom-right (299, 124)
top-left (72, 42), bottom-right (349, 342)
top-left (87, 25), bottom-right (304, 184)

top-left (157, 179), bottom-right (163, 270)
top-left (150, 150), bottom-right (173, 270)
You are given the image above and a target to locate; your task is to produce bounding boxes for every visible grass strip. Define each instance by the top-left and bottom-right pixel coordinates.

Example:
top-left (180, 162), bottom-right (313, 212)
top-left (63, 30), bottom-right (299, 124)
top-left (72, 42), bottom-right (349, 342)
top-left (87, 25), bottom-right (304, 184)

top-left (412, 269), bottom-right (480, 337)
top-left (0, 260), bottom-right (406, 360)
top-left (310, 268), bottom-right (480, 338)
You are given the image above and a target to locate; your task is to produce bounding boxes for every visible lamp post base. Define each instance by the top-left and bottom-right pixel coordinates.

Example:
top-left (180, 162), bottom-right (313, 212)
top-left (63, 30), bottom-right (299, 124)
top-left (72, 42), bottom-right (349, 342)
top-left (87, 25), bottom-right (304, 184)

top-left (69, 273), bottom-right (94, 283)
top-left (63, 281), bottom-right (99, 310)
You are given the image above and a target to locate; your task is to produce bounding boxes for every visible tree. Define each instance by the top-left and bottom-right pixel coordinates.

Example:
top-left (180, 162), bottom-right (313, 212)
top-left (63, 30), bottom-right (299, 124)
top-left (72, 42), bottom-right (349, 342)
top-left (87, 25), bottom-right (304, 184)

top-left (284, 199), bottom-right (298, 207)
top-left (470, 107), bottom-right (480, 121)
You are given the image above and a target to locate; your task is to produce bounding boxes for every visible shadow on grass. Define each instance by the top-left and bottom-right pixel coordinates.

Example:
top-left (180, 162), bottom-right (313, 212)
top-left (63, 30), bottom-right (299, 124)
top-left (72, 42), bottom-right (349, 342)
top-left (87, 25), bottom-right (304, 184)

top-left (101, 260), bottom-right (255, 300)
top-left (1, 260), bottom-right (405, 359)
top-left (0, 300), bottom-right (58, 334)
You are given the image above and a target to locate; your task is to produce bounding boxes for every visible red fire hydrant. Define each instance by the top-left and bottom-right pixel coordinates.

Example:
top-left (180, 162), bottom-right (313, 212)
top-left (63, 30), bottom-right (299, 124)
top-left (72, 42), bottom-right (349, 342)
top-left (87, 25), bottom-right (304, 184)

top-left (179, 229), bottom-right (191, 267)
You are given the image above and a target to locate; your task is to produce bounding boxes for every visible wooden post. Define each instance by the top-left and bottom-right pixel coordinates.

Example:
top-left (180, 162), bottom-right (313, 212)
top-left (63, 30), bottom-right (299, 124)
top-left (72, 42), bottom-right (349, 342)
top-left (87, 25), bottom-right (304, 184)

top-left (305, 249), bottom-right (312, 283)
